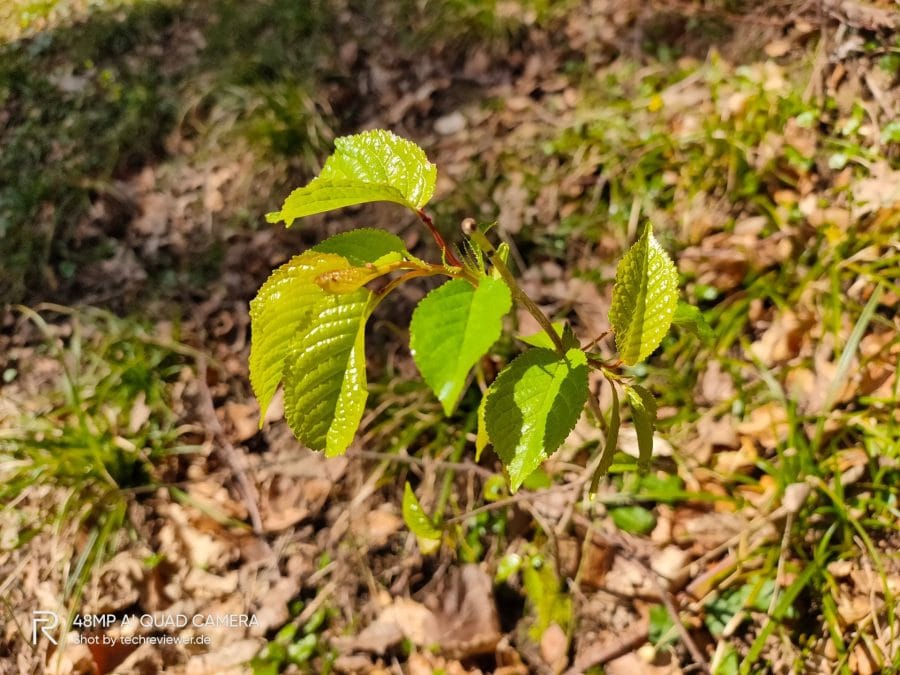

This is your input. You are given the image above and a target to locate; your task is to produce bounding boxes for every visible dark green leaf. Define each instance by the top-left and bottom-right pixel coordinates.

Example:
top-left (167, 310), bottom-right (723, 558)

top-left (485, 348), bottom-right (589, 491)
top-left (626, 384), bottom-right (657, 473)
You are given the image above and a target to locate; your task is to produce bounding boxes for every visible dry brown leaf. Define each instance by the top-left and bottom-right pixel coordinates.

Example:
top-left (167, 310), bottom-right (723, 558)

top-left (579, 541), bottom-right (615, 590)
top-left (540, 623), bottom-right (569, 671)
top-left (650, 546), bottom-right (691, 590)
top-left (182, 638), bottom-right (266, 675)
top-left (697, 361), bottom-right (736, 406)
top-left (783, 117), bottom-right (816, 157)
top-left (84, 551), bottom-right (146, 614)
top-left (676, 511), bottom-right (754, 550)
top-left (604, 651), bottom-right (679, 675)
top-left (495, 173), bottom-right (530, 234)
top-left (749, 310), bottom-right (815, 366)
top-left (260, 476), bottom-right (331, 532)
top-left (736, 402), bottom-right (790, 450)
top-left (603, 555), bottom-right (659, 598)
top-left (853, 162), bottom-right (900, 217)
top-left (433, 565), bottom-right (503, 658)
top-left (714, 438), bottom-right (758, 475)
top-left (222, 401), bottom-right (259, 442)
top-left (362, 509), bottom-right (403, 549)
top-left (336, 598), bottom-right (437, 654)
top-left (764, 39), bottom-right (792, 58)
top-left (253, 576), bottom-right (303, 635)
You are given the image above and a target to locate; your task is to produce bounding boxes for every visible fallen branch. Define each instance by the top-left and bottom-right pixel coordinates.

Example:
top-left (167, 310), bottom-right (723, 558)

top-left (194, 357), bottom-right (265, 537)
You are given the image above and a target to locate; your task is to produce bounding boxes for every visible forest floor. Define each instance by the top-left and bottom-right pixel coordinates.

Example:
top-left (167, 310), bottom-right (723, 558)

top-left (1, 1), bottom-right (899, 674)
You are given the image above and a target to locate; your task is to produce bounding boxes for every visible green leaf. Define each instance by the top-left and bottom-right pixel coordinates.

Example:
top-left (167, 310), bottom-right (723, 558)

top-left (312, 228), bottom-right (408, 265)
top-left (590, 382), bottom-right (620, 494)
top-left (283, 289), bottom-right (371, 456)
top-left (267, 130), bottom-right (437, 226)
top-left (626, 384), bottom-right (657, 473)
top-left (523, 556), bottom-right (572, 640)
top-left (608, 224), bottom-right (679, 365)
top-left (410, 277), bottom-right (512, 416)
top-left (402, 482), bottom-right (441, 554)
top-left (485, 348), bottom-right (589, 491)
top-left (672, 301), bottom-right (713, 341)
top-left (610, 505), bottom-right (656, 534)
top-left (649, 604), bottom-right (678, 648)
top-left (495, 552), bottom-right (523, 583)
top-left (249, 251), bottom-right (356, 420)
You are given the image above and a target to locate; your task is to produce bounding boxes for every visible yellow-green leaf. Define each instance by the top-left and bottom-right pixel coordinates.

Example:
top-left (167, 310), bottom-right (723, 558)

top-left (267, 130), bottom-right (437, 226)
top-left (283, 289), bottom-right (371, 456)
top-left (249, 251), bottom-right (355, 420)
top-left (608, 225), bottom-right (679, 365)
top-left (402, 482), bottom-right (441, 554)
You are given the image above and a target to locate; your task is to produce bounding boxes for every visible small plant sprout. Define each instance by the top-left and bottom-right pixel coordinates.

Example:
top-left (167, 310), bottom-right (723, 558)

top-left (251, 130), bottom-right (696, 503)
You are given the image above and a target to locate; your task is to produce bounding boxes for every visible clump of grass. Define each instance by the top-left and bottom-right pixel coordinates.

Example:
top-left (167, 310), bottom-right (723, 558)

top-left (0, 2), bottom-right (182, 302)
top-left (0, 306), bottom-right (194, 598)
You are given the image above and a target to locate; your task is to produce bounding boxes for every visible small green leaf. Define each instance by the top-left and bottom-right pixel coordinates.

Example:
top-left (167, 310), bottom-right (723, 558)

top-left (626, 384), bottom-right (657, 473)
top-left (672, 301), bottom-right (713, 341)
top-left (267, 130), bottom-right (437, 226)
top-left (610, 505), bottom-right (656, 535)
top-left (523, 556), bottom-right (572, 640)
top-left (283, 289), bottom-right (371, 456)
top-left (495, 553), bottom-right (523, 583)
top-left (590, 382), bottom-right (620, 494)
top-left (286, 635), bottom-right (318, 665)
top-left (402, 482), bottom-right (442, 553)
top-left (249, 251), bottom-right (356, 420)
top-left (482, 475), bottom-right (507, 502)
top-left (312, 228), bottom-right (409, 265)
top-left (485, 348), bottom-right (589, 491)
top-left (649, 604), bottom-right (678, 648)
top-left (410, 277), bottom-right (512, 416)
top-left (609, 224), bottom-right (679, 365)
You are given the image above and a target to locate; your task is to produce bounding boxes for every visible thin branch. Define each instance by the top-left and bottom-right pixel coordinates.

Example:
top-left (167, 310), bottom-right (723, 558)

top-left (645, 567), bottom-right (710, 672)
top-left (417, 209), bottom-right (463, 267)
top-left (344, 448), bottom-right (494, 478)
top-left (562, 621), bottom-right (649, 674)
top-left (445, 482), bottom-right (582, 525)
top-left (195, 357), bottom-right (266, 537)
top-left (463, 222), bottom-right (567, 356)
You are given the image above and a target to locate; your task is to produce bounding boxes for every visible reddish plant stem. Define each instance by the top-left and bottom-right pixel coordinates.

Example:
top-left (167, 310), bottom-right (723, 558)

top-left (417, 209), bottom-right (463, 267)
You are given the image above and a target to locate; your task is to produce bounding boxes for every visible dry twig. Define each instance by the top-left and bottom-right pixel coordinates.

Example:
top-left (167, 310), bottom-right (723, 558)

top-left (194, 357), bottom-right (266, 537)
